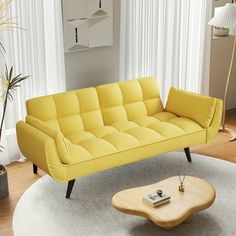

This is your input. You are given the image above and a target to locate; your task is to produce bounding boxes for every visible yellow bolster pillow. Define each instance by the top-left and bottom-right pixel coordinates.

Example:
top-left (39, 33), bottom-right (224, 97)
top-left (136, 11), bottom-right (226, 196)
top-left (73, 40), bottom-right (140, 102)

top-left (165, 87), bottom-right (216, 128)
top-left (26, 116), bottom-right (72, 164)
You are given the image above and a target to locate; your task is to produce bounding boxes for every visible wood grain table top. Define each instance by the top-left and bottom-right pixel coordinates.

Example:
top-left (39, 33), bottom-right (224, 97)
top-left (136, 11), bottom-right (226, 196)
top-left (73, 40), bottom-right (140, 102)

top-left (112, 176), bottom-right (216, 229)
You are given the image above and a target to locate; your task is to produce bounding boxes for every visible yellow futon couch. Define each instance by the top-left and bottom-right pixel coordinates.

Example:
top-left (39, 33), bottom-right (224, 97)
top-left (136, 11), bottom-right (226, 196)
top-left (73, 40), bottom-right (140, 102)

top-left (16, 77), bottom-right (222, 198)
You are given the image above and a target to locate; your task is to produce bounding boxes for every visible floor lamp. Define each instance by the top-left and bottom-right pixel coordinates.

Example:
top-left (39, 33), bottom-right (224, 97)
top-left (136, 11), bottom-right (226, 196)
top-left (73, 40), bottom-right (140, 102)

top-left (208, 3), bottom-right (236, 142)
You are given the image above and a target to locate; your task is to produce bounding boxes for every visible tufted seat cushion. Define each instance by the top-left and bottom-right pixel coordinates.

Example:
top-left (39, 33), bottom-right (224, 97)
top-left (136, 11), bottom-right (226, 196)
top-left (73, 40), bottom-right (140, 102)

top-left (61, 112), bottom-right (204, 164)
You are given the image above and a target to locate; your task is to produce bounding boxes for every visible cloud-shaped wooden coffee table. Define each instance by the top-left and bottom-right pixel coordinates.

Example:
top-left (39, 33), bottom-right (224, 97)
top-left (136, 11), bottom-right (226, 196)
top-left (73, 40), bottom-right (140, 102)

top-left (112, 176), bottom-right (216, 229)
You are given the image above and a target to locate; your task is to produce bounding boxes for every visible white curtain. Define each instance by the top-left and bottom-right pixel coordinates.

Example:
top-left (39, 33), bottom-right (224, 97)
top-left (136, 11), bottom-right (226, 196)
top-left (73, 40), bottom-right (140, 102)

top-left (120, 0), bottom-right (212, 101)
top-left (0, 0), bottom-right (66, 165)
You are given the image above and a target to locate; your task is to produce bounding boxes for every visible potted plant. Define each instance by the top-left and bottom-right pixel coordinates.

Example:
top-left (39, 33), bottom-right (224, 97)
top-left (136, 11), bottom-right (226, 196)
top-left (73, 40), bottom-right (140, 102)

top-left (0, 66), bottom-right (28, 198)
top-left (0, 0), bottom-right (28, 198)
top-left (0, 163), bottom-right (8, 198)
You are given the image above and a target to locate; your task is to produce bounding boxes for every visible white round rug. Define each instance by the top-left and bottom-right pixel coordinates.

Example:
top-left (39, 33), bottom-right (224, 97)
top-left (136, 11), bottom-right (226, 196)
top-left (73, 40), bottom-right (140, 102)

top-left (13, 152), bottom-right (236, 236)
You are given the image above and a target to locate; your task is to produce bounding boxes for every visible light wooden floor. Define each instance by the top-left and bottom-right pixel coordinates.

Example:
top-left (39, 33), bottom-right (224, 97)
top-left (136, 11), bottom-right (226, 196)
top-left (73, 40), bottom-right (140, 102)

top-left (1, 109), bottom-right (236, 236)
top-left (192, 109), bottom-right (236, 163)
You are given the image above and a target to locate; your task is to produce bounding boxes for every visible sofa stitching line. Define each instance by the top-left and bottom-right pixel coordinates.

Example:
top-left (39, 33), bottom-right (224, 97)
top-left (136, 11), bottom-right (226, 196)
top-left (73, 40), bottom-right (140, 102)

top-left (68, 130), bottom-right (206, 165)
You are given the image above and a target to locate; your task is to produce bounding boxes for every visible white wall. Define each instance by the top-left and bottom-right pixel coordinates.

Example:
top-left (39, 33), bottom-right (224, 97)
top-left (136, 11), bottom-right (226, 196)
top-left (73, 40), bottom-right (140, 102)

top-left (209, 0), bottom-right (236, 110)
top-left (65, 0), bottom-right (120, 90)
top-left (210, 37), bottom-right (236, 109)
top-left (64, 0), bottom-right (236, 110)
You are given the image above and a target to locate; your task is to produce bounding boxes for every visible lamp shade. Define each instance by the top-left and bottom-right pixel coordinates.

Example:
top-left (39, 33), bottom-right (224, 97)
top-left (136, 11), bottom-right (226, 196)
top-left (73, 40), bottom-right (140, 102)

top-left (208, 3), bottom-right (236, 28)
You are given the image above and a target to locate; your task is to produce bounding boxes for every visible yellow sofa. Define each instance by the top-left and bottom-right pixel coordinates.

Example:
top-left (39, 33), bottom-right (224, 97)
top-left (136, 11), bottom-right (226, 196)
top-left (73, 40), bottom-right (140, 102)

top-left (16, 77), bottom-right (222, 198)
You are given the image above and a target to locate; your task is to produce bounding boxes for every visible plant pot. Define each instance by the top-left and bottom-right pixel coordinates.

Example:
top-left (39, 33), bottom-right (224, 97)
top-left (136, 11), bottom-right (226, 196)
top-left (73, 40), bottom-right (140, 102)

top-left (0, 164), bottom-right (9, 198)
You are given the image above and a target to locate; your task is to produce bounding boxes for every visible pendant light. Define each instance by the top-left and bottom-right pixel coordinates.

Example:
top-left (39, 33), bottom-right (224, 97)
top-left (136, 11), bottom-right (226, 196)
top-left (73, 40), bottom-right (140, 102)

top-left (91, 0), bottom-right (109, 17)
top-left (68, 27), bottom-right (89, 51)
top-left (67, 17), bottom-right (87, 28)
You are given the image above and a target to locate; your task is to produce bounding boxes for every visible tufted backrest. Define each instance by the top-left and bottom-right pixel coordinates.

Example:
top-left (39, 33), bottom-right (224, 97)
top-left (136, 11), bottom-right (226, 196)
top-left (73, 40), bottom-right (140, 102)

top-left (26, 77), bottom-right (163, 135)
top-left (97, 77), bottom-right (163, 125)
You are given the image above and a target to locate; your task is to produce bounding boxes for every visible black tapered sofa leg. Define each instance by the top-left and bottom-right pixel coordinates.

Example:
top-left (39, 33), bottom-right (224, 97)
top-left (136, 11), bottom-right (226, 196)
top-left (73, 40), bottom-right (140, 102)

top-left (184, 147), bottom-right (192, 162)
top-left (33, 164), bottom-right (38, 174)
top-left (66, 179), bottom-right (76, 199)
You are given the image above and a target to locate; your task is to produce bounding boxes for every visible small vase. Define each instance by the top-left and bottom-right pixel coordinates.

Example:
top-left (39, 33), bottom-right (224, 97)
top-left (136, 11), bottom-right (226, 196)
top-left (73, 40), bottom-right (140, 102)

top-left (213, 27), bottom-right (229, 37)
top-left (0, 164), bottom-right (9, 198)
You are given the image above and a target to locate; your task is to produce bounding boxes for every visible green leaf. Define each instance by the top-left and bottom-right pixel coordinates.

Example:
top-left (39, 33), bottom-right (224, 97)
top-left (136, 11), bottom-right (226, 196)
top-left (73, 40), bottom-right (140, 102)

top-left (0, 65), bottom-right (29, 104)
top-left (0, 145), bottom-right (4, 152)
top-left (7, 91), bottom-right (14, 101)
top-left (10, 75), bottom-right (28, 88)
top-left (9, 66), bottom-right (13, 82)
top-left (0, 41), bottom-right (6, 53)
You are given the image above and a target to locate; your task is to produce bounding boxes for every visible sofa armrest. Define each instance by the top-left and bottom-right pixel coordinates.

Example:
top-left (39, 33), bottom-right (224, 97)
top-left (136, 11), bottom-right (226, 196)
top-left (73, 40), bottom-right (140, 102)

top-left (207, 99), bottom-right (223, 142)
top-left (16, 121), bottom-right (68, 182)
top-left (26, 116), bottom-right (72, 164)
top-left (165, 87), bottom-right (219, 128)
